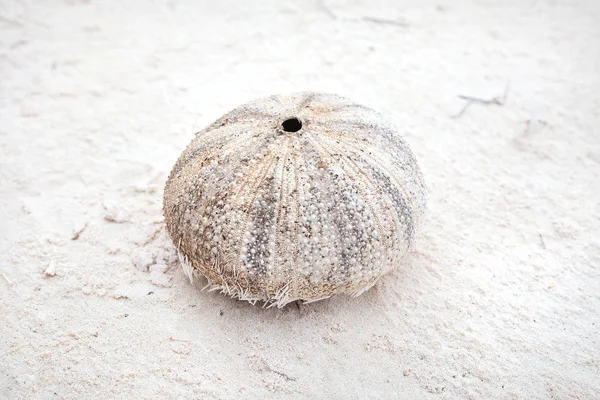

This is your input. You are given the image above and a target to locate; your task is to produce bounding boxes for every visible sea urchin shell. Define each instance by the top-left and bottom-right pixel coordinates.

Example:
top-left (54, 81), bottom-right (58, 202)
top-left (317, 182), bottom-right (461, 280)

top-left (163, 92), bottom-right (427, 307)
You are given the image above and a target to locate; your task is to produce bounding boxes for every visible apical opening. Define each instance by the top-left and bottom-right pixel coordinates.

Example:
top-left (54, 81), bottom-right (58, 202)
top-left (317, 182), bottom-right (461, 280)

top-left (282, 118), bottom-right (302, 132)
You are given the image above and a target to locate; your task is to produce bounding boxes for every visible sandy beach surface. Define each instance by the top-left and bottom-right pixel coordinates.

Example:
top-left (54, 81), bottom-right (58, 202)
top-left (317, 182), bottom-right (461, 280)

top-left (1, 0), bottom-right (599, 398)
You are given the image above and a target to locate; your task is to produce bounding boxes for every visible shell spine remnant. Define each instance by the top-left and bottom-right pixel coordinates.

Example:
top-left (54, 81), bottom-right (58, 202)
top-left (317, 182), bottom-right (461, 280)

top-left (163, 92), bottom-right (427, 307)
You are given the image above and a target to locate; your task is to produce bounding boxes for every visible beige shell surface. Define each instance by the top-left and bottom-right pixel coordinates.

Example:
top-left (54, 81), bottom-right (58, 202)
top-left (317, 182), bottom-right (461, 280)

top-left (163, 92), bottom-right (427, 307)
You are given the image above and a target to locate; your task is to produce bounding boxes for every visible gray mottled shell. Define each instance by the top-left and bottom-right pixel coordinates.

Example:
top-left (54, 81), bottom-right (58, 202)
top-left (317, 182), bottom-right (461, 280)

top-left (163, 92), bottom-right (427, 307)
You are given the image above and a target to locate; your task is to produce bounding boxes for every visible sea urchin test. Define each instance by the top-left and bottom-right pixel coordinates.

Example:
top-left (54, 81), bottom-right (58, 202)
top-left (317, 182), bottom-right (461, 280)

top-left (163, 92), bottom-right (427, 307)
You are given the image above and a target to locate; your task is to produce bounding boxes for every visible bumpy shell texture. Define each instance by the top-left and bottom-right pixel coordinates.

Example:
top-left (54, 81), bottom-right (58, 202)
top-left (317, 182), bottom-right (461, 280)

top-left (163, 92), bottom-right (427, 307)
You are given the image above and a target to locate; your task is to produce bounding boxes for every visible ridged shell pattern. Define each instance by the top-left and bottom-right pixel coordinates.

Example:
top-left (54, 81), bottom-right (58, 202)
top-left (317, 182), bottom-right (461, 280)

top-left (163, 92), bottom-right (427, 307)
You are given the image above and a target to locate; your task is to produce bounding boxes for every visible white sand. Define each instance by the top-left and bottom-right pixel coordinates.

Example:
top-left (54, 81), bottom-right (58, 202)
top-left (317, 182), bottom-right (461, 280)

top-left (1, 0), bottom-right (599, 398)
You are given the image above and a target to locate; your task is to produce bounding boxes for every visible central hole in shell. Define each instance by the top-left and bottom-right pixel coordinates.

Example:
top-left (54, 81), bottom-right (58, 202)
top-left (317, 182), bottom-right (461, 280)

top-left (282, 118), bottom-right (302, 132)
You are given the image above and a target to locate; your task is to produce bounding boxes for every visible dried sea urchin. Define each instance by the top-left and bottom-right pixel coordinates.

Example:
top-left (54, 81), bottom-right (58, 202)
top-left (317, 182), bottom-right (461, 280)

top-left (163, 92), bottom-right (427, 307)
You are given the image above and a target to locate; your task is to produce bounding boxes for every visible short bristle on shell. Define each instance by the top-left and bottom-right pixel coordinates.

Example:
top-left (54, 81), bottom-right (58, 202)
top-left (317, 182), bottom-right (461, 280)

top-left (163, 92), bottom-right (427, 307)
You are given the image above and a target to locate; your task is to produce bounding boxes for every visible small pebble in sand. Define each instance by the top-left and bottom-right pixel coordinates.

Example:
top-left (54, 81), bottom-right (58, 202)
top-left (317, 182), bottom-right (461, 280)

top-left (44, 261), bottom-right (57, 277)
